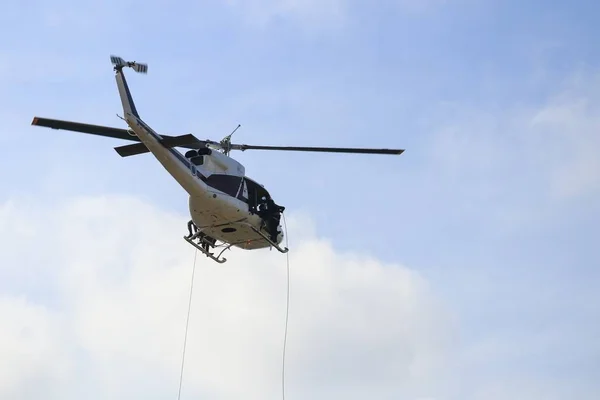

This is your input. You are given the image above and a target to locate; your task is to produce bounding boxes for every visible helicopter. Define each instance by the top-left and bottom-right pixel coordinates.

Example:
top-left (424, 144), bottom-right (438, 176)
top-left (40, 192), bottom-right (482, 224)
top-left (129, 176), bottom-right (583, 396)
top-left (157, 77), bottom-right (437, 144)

top-left (31, 55), bottom-right (404, 263)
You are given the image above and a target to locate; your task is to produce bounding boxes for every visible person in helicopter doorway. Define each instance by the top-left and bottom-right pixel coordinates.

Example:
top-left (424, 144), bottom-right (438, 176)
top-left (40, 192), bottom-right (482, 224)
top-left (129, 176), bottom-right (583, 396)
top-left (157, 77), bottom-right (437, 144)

top-left (257, 195), bottom-right (285, 243)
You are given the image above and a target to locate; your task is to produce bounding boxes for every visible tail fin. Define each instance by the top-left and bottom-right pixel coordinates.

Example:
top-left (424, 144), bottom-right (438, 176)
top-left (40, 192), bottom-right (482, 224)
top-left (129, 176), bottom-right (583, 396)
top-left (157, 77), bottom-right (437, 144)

top-left (110, 55), bottom-right (148, 119)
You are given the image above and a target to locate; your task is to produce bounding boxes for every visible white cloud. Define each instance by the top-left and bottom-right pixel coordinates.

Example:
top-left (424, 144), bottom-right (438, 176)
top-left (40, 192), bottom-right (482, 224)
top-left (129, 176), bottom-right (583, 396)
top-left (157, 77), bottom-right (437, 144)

top-left (0, 297), bottom-right (73, 399)
top-left (0, 194), bottom-right (454, 400)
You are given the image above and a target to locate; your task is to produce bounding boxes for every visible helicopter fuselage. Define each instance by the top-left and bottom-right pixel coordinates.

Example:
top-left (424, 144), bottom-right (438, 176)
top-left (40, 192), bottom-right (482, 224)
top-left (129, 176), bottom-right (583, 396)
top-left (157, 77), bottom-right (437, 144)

top-left (125, 114), bottom-right (284, 250)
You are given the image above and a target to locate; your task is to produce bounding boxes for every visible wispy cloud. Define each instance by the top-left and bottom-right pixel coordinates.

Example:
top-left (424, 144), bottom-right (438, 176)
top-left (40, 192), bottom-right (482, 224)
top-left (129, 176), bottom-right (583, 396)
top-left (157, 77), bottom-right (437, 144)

top-left (421, 69), bottom-right (600, 236)
top-left (395, 0), bottom-right (449, 14)
top-left (221, 0), bottom-right (347, 29)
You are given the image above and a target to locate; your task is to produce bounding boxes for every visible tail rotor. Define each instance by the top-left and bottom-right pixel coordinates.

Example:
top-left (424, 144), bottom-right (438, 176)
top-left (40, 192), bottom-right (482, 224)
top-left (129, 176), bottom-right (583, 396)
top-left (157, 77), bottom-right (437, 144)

top-left (110, 55), bottom-right (148, 74)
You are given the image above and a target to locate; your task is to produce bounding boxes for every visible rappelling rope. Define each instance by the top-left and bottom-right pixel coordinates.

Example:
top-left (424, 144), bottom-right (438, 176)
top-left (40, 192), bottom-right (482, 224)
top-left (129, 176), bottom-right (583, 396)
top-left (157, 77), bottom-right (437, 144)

top-left (281, 213), bottom-right (291, 400)
top-left (177, 248), bottom-right (198, 400)
top-left (176, 218), bottom-right (291, 400)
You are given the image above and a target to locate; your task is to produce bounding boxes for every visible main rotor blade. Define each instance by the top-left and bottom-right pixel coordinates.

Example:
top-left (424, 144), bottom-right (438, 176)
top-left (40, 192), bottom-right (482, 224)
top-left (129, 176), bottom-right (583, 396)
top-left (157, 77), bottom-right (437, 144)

top-left (31, 117), bottom-right (204, 150)
top-left (32, 117), bottom-right (140, 142)
top-left (231, 144), bottom-right (405, 155)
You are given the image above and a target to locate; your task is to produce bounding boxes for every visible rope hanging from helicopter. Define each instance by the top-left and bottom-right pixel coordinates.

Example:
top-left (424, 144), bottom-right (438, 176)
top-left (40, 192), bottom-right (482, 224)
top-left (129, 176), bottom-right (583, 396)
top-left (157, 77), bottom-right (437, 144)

top-left (177, 249), bottom-right (198, 400)
top-left (280, 213), bottom-right (291, 400)
top-left (176, 213), bottom-right (291, 400)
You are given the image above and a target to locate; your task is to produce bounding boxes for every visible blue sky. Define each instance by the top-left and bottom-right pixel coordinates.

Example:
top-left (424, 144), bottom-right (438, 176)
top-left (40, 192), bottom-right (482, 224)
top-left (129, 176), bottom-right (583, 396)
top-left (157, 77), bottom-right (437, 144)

top-left (1, 0), bottom-right (600, 399)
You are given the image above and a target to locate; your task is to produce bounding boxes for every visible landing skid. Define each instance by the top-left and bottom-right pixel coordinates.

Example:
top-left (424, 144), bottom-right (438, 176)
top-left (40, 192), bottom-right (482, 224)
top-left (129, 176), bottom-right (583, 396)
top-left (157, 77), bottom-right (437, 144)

top-left (244, 223), bottom-right (289, 254)
top-left (183, 235), bottom-right (231, 264)
top-left (184, 220), bottom-right (231, 264)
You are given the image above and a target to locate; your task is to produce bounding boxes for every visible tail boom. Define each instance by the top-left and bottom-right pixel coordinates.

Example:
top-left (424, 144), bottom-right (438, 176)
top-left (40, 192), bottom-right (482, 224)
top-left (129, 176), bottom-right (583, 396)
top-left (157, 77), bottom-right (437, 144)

top-left (113, 71), bottom-right (141, 119)
top-left (109, 55), bottom-right (204, 196)
top-left (111, 55), bottom-right (148, 120)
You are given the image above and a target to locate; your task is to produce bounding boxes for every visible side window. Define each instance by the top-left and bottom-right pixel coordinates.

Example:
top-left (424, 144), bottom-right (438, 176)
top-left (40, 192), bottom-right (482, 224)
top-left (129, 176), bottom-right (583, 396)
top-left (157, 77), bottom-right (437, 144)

top-left (206, 175), bottom-right (243, 198)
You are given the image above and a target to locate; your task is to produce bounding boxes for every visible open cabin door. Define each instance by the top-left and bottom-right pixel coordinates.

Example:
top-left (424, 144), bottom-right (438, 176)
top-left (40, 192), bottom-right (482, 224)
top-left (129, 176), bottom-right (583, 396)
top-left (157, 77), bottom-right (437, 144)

top-left (243, 177), bottom-right (271, 211)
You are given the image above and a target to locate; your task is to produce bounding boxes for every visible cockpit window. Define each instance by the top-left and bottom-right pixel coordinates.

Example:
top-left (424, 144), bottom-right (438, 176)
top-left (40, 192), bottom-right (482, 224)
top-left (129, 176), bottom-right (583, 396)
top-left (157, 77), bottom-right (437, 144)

top-left (205, 174), bottom-right (243, 197)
